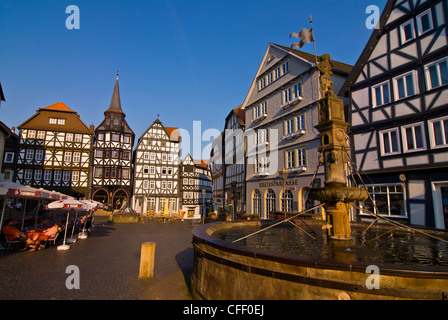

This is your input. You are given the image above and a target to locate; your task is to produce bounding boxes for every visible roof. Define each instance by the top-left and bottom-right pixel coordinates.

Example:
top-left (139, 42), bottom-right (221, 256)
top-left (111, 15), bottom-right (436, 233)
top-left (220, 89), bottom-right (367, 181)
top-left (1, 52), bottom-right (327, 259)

top-left (193, 159), bottom-right (208, 169)
top-left (225, 104), bottom-right (245, 128)
top-left (105, 75), bottom-right (124, 115)
top-left (18, 101), bottom-right (93, 134)
top-left (42, 101), bottom-right (74, 112)
top-left (165, 126), bottom-right (182, 142)
top-left (241, 42), bottom-right (354, 109)
top-left (338, 0), bottom-right (394, 96)
top-left (273, 43), bottom-right (354, 74)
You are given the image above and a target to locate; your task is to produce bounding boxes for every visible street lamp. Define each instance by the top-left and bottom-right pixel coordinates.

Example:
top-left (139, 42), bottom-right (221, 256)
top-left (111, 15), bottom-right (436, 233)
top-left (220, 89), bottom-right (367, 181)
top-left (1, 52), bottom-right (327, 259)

top-left (202, 189), bottom-right (206, 224)
top-left (279, 168), bottom-right (289, 220)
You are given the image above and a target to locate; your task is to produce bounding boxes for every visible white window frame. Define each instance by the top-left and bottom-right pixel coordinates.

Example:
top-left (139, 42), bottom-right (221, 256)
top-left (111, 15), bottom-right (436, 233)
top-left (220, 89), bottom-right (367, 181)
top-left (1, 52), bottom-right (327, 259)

top-left (4, 152), bottom-right (14, 163)
top-left (400, 19), bottom-right (416, 44)
top-left (372, 80), bottom-right (391, 107)
top-left (44, 170), bottom-right (52, 181)
top-left (63, 171), bottom-right (71, 182)
top-left (35, 149), bottom-right (44, 161)
top-left (64, 151), bottom-right (72, 162)
top-left (425, 56), bottom-right (448, 90)
top-left (72, 171), bottom-right (79, 182)
top-left (25, 149), bottom-right (34, 160)
top-left (416, 9), bottom-right (434, 36)
top-left (393, 70), bottom-right (418, 101)
top-left (401, 122), bottom-right (426, 153)
top-left (34, 169), bottom-right (42, 181)
top-left (360, 184), bottom-right (407, 218)
top-left (379, 128), bottom-right (401, 155)
top-left (428, 115), bottom-right (448, 148)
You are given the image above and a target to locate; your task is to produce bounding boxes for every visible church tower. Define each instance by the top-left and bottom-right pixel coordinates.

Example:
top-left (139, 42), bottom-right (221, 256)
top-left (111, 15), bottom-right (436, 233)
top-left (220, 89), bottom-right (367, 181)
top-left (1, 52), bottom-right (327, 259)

top-left (91, 75), bottom-right (135, 211)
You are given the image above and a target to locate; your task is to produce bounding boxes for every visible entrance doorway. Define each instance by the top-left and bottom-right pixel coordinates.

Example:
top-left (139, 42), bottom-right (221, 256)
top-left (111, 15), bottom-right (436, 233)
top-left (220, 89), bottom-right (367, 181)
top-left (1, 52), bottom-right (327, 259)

top-left (93, 189), bottom-right (108, 208)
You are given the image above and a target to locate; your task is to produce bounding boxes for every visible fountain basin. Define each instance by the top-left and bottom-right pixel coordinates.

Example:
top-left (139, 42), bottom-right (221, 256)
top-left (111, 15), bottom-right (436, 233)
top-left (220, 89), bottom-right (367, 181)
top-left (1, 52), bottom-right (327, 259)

top-left (192, 220), bottom-right (448, 300)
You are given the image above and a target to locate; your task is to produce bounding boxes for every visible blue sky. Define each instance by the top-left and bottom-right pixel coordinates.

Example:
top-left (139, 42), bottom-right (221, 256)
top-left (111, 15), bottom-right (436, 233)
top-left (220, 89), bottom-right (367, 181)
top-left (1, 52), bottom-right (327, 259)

top-left (0, 0), bottom-right (387, 158)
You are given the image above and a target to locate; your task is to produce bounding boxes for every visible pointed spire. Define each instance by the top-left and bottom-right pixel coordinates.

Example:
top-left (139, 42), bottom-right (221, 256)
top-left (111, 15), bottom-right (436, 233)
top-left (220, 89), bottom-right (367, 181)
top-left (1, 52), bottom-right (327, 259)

top-left (105, 72), bottom-right (124, 115)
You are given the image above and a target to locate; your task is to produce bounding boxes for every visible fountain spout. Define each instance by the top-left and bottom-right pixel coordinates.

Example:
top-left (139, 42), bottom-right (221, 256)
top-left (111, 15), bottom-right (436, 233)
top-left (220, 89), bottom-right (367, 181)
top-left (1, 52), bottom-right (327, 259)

top-left (308, 54), bottom-right (368, 241)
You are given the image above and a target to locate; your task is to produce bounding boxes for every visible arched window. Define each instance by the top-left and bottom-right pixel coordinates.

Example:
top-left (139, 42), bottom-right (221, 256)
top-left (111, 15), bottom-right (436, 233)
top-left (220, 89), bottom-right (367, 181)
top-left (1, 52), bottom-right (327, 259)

top-left (280, 190), bottom-right (293, 213)
top-left (302, 187), bottom-right (315, 214)
top-left (253, 189), bottom-right (262, 216)
top-left (265, 189), bottom-right (276, 217)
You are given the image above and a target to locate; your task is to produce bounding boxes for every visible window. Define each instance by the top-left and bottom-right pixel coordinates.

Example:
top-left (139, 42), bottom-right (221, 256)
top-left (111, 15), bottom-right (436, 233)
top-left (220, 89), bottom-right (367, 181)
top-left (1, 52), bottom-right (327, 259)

top-left (150, 166), bottom-right (155, 174)
top-left (401, 123), bottom-right (426, 152)
top-left (285, 118), bottom-right (294, 135)
top-left (274, 67), bottom-right (281, 80)
top-left (27, 130), bottom-right (36, 139)
top-left (122, 168), bottom-right (130, 180)
top-left (34, 169), bottom-right (42, 181)
top-left (44, 170), bottom-right (52, 181)
top-left (94, 167), bottom-right (103, 178)
top-left (66, 133), bottom-right (73, 142)
top-left (4, 152), bottom-right (14, 163)
top-left (297, 114), bottom-right (305, 131)
top-left (143, 181), bottom-right (149, 189)
top-left (425, 57), bottom-right (448, 90)
top-left (256, 156), bottom-right (270, 174)
top-left (400, 19), bottom-right (415, 44)
top-left (144, 152), bottom-right (150, 160)
top-left (112, 134), bottom-right (120, 142)
top-left (256, 128), bottom-right (269, 145)
top-left (64, 152), bottom-right (72, 162)
top-left (168, 181), bottom-right (172, 189)
top-left (362, 184), bottom-right (406, 217)
top-left (394, 71), bottom-right (416, 100)
top-left (24, 169), bottom-right (32, 180)
top-left (162, 154), bottom-right (167, 161)
top-left (54, 170), bottom-right (62, 181)
top-left (162, 181), bottom-right (167, 189)
top-left (143, 165), bottom-right (149, 174)
top-left (37, 131), bottom-right (45, 140)
top-left (253, 101), bottom-right (268, 120)
top-left (63, 171), bottom-right (70, 181)
top-left (170, 198), bottom-right (177, 211)
top-left (380, 128), bottom-right (400, 155)
top-left (373, 81), bottom-right (391, 107)
top-left (111, 150), bottom-right (118, 158)
top-left (49, 118), bottom-right (58, 124)
top-left (150, 181), bottom-right (155, 189)
top-left (282, 61), bottom-right (289, 75)
top-left (416, 9), bottom-right (433, 36)
top-left (252, 190), bottom-right (262, 216)
top-left (25, 149), bottom-right (34, 160)
top-left (162, 167), bottom-right (167, 174)
top-left (282, 82), bottom-right (302, 106)
top-left (285, 150), bottom-right (296, 169)
top-left (98, 133), bottom-right (104, 141)
top-left (95, 149), bottom-right (103, 158)
top-left (74, 134), bottom-right (82, 142)
top-left (57, 119), bottom-right (65, 125)
top-left (35, 149), bottom-right (44, 161)
top-left (123, 135), bottom-right (130, 144)
top-left (285, 148), bottom-right (306, 169)
top-left (266, 189), bottom-right (276, 216)
top-left (259, 77), bottom-right (266, 90)
top-left (73, 152), bottom-right (81, 162)
top-left (429, 116), bottom-right (448, 148)
top-left (280, 190), bottom-right (293, 213)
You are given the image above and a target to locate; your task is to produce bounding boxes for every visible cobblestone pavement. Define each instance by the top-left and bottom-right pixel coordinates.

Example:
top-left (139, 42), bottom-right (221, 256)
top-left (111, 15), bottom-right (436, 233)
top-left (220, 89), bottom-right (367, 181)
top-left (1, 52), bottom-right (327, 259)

top-left (0, 216), bottom-right (196, 300)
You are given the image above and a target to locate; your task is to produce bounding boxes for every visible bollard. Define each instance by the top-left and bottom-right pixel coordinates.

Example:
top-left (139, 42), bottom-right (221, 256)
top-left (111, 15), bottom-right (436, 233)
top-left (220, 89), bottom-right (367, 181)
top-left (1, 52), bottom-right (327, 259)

top-left (139, 242), bottom-right (156, 279)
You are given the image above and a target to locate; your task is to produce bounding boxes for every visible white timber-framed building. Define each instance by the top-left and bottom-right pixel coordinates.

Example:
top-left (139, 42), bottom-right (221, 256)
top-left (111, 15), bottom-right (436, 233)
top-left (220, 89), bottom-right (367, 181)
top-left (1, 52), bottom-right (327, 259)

top-left (132, 119), bottom-right (181, 215)
top-left (15, 102), bottom-right (94, 199)
top-left (341, 0), bottom-right (448, 229)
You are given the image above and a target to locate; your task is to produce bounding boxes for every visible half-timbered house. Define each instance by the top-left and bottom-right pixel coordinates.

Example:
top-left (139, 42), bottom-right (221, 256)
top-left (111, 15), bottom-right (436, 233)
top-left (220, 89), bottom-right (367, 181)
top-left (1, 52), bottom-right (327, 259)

top-left (223, 105), bottom-right (246, 218)
top-left (15, 102), bottom-right (94, 198)
top-left (132, 119), bottom-right (181, 215)
top-left (179, 154), bottom-right (212, 219)
top-left (0, 122), bottom-right (19, 182)
top-left (210, 132), bottom-right (225, 211)
top-left (340, 0), bottom-right (448, 228)
top-left (91, 76), bottom-right (135, 210)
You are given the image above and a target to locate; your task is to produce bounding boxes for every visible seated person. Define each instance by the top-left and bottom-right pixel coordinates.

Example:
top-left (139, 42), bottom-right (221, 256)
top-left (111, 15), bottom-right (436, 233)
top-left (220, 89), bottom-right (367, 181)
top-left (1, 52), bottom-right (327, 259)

top-left (2, 219), bottom-right (35, 249)
top-left (28, 223), bottom-right (61, 251)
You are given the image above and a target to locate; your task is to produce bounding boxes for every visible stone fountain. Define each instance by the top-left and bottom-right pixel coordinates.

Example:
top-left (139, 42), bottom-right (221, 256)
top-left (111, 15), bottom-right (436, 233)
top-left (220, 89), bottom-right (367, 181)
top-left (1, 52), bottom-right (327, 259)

top-left (191, 54), bottom-right (448, 300)
top-left (308, 54), bottom-right (369, 241)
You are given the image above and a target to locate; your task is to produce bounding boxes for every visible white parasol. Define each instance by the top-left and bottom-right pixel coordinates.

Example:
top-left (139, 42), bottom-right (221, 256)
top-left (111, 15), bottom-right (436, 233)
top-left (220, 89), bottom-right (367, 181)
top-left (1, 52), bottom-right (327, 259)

top-left (46, 199), bottom-right (89, 250)
top-left (78, 199), bottom-right (106, 239)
